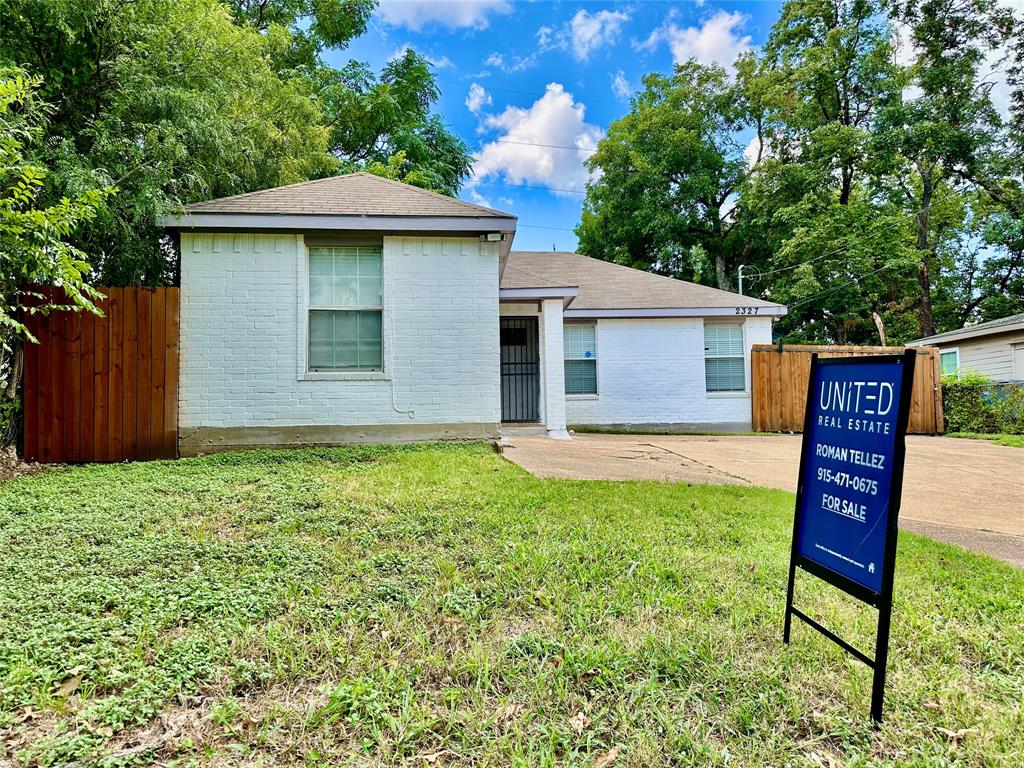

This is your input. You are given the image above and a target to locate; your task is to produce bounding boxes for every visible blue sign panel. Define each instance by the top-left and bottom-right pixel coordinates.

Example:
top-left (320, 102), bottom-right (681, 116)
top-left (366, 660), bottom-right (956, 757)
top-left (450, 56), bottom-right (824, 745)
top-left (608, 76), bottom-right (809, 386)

top-left (795, 358), bottom-right (909, 594)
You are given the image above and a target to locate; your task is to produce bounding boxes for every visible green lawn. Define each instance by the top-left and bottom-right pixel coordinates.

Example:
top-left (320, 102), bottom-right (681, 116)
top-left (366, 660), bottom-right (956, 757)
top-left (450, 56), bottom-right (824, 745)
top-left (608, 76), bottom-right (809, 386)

top-left (947, 432), bottom-right (1024, 448)
top-left (1, 445), bottom-right (1022, 767)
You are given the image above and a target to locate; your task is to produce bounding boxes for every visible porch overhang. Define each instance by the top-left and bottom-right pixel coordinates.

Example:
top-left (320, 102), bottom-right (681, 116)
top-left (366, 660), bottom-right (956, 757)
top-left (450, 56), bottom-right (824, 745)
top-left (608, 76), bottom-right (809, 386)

top-left (499, 286), bottom-right (578, 309)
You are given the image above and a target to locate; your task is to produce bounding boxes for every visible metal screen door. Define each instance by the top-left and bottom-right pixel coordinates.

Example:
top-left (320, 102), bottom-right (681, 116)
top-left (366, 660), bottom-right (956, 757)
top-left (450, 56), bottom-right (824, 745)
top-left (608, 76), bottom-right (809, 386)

top-left (500, 317), bottom-right (540, 422)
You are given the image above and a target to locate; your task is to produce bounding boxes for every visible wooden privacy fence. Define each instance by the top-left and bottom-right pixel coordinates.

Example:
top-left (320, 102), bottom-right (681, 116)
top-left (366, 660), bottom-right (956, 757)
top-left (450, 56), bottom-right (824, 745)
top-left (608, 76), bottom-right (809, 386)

top-left (751, 344), bottom-right (944, 434)
top-left (23, 287), bottom-right (179, 463)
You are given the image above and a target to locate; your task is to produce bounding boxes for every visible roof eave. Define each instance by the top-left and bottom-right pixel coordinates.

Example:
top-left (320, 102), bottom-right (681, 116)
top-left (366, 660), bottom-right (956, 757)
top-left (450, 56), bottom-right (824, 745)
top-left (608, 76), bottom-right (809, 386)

top-left (157, 212), bottom-right (518, 233)
top-left (908, 320), bottom-right (1024, 346)
top-left (563, 306), bottom-right (787, 318)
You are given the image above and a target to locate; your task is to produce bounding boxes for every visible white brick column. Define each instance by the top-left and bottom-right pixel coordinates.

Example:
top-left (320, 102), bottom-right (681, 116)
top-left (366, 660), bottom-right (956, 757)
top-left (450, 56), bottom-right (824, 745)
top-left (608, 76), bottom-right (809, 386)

top-left (540, 298), bottom-right (570, 439)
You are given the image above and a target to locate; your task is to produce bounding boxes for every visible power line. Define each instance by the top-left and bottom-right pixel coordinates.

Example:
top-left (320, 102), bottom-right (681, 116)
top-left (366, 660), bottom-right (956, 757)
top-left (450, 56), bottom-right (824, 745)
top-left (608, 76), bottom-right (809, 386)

top-left (462, 135), bottom-right (600, 153)
top-left (439, 79), bottom-right (626, 109)
top-left (518, 223), bottom-right (578, 231)
top-left (745, 189), bottom-right (958, 283)
top-left (786, 262), bottom-right (900, 310)
top-left (468, 178), bottom-right (588, 195)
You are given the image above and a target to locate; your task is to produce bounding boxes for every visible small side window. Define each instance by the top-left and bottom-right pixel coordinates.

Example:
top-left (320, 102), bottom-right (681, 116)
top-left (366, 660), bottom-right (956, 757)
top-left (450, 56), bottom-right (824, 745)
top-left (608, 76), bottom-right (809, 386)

top-left (564, 324), bottom-right (597, 395)
top-left (704, 323), bottom-right (745, 393)
top-left (940, 349), bottom-right (959, 376)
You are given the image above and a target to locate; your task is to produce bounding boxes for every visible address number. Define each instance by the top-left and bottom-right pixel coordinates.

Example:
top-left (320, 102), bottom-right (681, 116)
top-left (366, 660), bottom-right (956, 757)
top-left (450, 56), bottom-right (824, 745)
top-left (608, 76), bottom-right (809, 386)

top-left (735, 307), bottom-right (760, 315)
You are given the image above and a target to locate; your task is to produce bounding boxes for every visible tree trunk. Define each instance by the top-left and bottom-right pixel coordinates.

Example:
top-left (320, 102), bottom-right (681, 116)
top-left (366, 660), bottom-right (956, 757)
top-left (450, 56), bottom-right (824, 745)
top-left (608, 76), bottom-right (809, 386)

top-left (714, 252), bottom-right (732, 292)
top-left (4, 341), bottom-right (22, 400)
top-left (915, 174), bottom-right (936, 339)
top-left (872, 311), bottom-right (887, 346)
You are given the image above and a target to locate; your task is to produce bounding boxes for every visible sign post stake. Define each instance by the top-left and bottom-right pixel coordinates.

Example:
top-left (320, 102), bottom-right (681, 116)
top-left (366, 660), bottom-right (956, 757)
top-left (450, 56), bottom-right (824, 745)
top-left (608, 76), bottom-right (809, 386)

top-left (784, 349), bottom-right (917, 725)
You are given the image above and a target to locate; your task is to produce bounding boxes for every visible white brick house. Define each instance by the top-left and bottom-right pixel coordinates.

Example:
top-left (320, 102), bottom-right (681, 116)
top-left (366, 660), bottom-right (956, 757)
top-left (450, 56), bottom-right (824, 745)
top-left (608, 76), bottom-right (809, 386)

top-left (160, 173), bottom-right (786, 454)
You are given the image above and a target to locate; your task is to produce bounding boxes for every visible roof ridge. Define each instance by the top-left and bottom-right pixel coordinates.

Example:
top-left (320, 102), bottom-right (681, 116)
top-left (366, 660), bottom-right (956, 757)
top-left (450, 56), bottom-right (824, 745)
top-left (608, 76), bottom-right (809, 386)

top-left (184, 172), bottom-right (516, 218)
top-left (350, 173), bottom-right (515, 218)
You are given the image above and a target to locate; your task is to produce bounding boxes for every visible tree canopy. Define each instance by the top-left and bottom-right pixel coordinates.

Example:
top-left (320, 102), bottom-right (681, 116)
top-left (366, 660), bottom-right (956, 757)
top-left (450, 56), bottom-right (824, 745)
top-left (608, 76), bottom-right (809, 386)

top-left (578, 0), bottom-right (1024, 344)
top-left (0, 0), bottom-right (471, 286)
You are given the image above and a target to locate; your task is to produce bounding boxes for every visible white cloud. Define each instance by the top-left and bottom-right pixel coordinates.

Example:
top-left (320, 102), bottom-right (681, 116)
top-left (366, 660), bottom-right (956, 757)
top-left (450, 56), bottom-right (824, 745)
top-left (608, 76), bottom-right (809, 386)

top-left (566, 9), bottom-right (630, 60)
top-left (483, 51), bottom-right (539, 73)
top-left (377, 0), bottom-right (512, 31)
top-left (743, 135), bottom-right (764, 168)
top-left (472, 83), bottom-right (604, 194)
top-left (536, 9), bottom-right (630, 61)
top-left (466, 83), bottom-right (492, 114)
top-left (611, 70), bottom-right (630, 99)
top-left (637, 10), bottom-right (751, 70)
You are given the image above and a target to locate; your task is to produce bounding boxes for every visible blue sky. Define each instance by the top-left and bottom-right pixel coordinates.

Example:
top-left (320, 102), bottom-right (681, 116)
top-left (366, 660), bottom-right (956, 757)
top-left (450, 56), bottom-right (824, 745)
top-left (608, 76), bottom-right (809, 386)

top-left (327, 1), bottom-right (785, 251)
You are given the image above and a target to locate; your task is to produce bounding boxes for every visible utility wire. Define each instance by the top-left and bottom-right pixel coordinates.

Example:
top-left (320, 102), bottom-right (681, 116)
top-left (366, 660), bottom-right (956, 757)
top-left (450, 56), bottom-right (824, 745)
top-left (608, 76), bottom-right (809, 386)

top-left (462, 135), bottom-right (600, 153)
top-left (468, 178), bottom-right (588, 195)
top-left (518, 223), bottom-right (578, 231)
top-left (785, 261), bottom-right (899, 311)
top-left (439, 79), bottom-right (626, 109)
top-left (744, 189), bottom-right (957, 283)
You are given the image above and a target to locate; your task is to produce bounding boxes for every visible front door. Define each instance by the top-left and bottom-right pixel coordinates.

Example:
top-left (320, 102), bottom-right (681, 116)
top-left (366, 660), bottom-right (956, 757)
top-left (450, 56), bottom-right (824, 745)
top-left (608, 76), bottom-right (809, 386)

top-left (500, 317), bottom-right (540, 422)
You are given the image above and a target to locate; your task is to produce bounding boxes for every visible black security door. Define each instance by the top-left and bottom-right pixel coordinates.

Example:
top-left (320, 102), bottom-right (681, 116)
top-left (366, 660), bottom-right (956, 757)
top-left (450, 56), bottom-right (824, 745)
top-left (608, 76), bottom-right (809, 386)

top-left (500, 317), bottom-right (540, 422)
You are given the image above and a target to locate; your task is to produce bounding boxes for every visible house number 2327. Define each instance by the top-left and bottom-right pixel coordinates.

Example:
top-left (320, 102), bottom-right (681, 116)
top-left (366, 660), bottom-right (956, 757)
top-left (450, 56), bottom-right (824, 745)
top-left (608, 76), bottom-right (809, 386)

top-left (735, 307), bottom-right (760, 315)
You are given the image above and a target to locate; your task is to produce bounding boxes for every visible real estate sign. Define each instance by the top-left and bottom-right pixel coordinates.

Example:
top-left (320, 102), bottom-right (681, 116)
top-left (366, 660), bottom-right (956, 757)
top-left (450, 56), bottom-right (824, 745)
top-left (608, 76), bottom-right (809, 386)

top-left (784, 350), bottom-right (917, 724)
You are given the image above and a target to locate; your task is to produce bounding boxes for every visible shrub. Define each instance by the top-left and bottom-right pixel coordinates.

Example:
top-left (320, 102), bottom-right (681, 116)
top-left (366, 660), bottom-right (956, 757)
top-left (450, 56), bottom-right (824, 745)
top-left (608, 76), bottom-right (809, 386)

top-left (942, 372), bottom-right (1024, 434)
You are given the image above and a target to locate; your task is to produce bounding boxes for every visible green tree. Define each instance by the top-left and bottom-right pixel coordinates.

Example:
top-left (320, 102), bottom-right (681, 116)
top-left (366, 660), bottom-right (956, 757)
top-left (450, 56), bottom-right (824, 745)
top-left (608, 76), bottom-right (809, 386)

top-left (576, 61), bottom-right (765, 291)
top-left (1, 0), bottom-right (336, 284)
top-left (226, 1), bottom-right (471, 194)
top-left (0, 0), bottom-right (471, 286)
top-left (877, 0), bottom-right (1019, 337)
top-left (0, 70), bottom-right (111, 424)
top-left (740, 0), bottom-right (914, 342)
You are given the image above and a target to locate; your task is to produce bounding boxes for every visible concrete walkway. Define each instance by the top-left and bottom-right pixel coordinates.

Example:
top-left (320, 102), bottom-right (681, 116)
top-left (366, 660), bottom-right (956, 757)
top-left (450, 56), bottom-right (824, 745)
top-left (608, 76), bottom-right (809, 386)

top-left (501, 433), bottom-right (1024, 567)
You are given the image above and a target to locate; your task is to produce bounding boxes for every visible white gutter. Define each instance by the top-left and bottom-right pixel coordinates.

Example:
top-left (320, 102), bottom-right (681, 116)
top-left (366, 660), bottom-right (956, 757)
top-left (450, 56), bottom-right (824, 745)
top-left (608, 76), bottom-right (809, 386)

top-left (564, 306), bottom-right (788, 318)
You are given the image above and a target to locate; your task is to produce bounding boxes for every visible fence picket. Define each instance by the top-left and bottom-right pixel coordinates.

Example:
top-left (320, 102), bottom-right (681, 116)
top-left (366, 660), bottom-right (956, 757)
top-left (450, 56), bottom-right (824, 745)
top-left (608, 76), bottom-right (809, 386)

top-left (751, 344), bottom-right (943, 434)
top-left (22, 286), bottom-right (179, 462)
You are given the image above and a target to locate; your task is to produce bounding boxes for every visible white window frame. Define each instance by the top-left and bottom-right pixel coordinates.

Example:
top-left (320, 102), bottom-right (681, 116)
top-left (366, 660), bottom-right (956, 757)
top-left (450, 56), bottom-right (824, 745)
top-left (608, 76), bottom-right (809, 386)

top-left (939, 347), bottom-right (960, 377)
top-left (296, 236), bottom-right (389, 381)
top-left (703, 321), bottom-right (747, 396)
top-left (564, 322), bottom-right (599, 398)
top-left (1013, 343), bottom-right (1024, 381)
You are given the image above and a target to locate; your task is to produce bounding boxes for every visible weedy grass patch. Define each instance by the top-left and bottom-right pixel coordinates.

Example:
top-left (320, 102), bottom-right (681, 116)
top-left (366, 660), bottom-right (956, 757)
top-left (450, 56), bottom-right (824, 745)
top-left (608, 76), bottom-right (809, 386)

top-left (946, 432), bottom-right (1024, 449)
top-left (0, 443), bottom-right (1021, 766)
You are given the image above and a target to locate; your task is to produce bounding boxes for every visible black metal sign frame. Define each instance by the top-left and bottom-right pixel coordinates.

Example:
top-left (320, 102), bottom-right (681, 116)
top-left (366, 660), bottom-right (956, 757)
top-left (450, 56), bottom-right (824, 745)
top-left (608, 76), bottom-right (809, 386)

top-left (783, 349), bottom-right (917, 724)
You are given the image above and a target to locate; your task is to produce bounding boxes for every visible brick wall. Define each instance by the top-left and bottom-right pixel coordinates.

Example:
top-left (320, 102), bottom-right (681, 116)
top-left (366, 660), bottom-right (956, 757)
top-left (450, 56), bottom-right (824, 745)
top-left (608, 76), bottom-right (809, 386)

top-left (179, 233), bottom-right (500, 434)
top-left (565, 316), bottom-right (773, 429)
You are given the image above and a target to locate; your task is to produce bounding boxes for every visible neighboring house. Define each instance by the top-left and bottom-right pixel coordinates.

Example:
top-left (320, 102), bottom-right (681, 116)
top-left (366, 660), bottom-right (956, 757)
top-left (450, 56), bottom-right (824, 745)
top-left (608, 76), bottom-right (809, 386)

top-left (159, 173), bottom-right (786, 454)
top-left (909, 314), bottom-right (1024, 382)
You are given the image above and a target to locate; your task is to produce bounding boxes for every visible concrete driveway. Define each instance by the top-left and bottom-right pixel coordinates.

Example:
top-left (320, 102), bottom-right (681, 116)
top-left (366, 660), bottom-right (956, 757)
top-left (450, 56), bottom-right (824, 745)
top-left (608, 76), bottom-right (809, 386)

top-left (501, 433), bottom-right (1024, 567)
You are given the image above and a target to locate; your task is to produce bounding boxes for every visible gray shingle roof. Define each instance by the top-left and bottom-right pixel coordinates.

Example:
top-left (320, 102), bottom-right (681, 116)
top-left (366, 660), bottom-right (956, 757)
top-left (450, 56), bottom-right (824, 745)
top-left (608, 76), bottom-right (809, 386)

top-left (501, 252), bottom-right (785, 311)
top-left (183, 172), bottom-right (515, 218)
top-left (910, 312), bottom-right (1024, 345)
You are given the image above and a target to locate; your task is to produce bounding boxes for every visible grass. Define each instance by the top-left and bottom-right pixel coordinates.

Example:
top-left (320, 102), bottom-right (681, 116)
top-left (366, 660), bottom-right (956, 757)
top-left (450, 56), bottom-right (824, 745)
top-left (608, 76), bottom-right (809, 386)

top-left (0, 444), bottom-right (1022, 767)
top-left (946, 432), bottom-right (1024, 448)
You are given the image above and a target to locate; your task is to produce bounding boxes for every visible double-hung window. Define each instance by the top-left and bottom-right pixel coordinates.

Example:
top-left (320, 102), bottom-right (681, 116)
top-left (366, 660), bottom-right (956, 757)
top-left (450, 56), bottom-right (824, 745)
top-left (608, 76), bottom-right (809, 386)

top-left (307, 245), bottom-right (383, 371)
top-left (564, 324), bottom-right (597, 395)
top-left (704, 322), bottom-right (745, 393)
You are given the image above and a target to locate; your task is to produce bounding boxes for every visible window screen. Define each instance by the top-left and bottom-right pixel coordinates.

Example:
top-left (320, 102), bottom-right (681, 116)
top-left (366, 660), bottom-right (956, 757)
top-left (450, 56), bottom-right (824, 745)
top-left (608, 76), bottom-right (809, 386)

top-left (940, 350), bottom-right (959, 376)
top-left (704, 323), bottom-right (745, 392)
top-left (308, 246), bottom-right (382, 371)
top-left (564, 324), bottom-right (597, 395)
